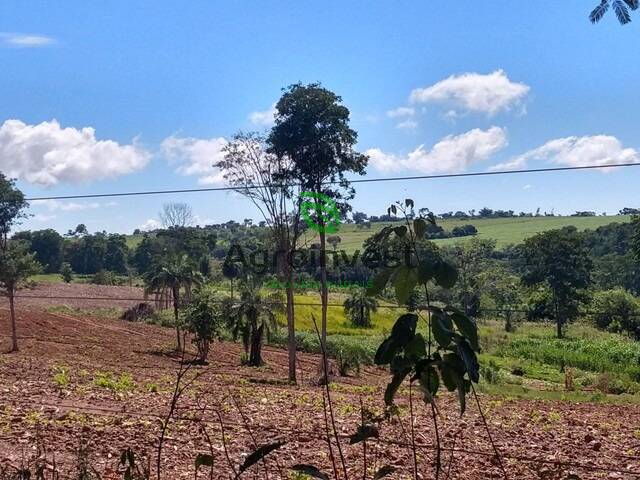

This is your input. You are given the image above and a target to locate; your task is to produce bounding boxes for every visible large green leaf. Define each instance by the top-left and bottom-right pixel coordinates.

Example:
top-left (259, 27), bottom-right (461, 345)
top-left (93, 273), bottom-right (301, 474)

top-left (431, 311), bottom-right (454, 348)
top-left (403, 333), bottom-right (426, 361)
top-left (239, 441), bottom-right (285, 472)
top-left (390, 313), bottom-right (418, 343)
top-left (384, 368), bottom-right (410, 406)
top-left (393, 265), bottom-right (418, 305)
top-left (367, 269), bottom-right (392, 296)
top-left (413, 218), bottom-right (427, 239)
top-left (457, 340), bottom-right (480, 383)
top-left (433, 260), bottom-right (458, 289)
top-left (374, 337), bottom-right (398, 365)
top-left (393, 225), bottom-right (407, 238)
top-left (450, 311), bottom-right (479, 351)
top-left (417, 257), bottom-right (437, 284)
top-left (418, 366), bottom-right (439, 403)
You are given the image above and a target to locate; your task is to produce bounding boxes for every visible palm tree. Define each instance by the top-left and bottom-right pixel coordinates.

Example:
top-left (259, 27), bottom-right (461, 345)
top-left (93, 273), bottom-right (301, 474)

top-left (144, 255), bottom-right (203, 351)
top-left (590, 0), bottom-right (638, 24)
top-left (229, 277), bottom-right (282, 366)
top-left (343, 289), bottom-right (378, 328)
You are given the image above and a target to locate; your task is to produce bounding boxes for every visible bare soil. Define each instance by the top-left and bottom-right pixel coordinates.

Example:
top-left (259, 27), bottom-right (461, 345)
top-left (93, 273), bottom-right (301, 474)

top-left (0, 284), bottom-right (639, 479)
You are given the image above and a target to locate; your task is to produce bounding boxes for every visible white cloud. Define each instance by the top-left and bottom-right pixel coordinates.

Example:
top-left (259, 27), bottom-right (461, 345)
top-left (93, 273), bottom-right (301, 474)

top-left (32, 213), bottom-right (57, 222)
top-left (248, 103), bottom-right (277, 127)
top-left (161, 135), bottom-right (227, 185)
top-left (409, 70), bottom-right (530, 116)
top-left (367, 126), bottom-right (507, 174)
top-left (1, 33), bottom-right (56, 47)
top-left (387, 107), bottom-right (415, 118)
top-left (139, 218), bottom-right (161, 231)
top-left (490, 135), bottom-right (639, 172)
top-left (0, 119), bottom-right (150, 186)
top-left (31, 199), bottom-right (119, 212)
top-left (396, 120), bottom-right (418, 131)
top-left (523, 184), bottom-right (532, 190)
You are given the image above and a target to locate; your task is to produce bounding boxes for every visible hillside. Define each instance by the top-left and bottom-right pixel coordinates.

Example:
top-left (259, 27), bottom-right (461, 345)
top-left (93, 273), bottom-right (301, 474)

top-left (302, 215), bottom-right (633, 252)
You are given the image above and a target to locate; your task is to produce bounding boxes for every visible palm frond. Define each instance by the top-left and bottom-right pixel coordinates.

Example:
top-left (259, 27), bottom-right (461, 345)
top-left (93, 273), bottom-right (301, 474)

top-left (623, 0), bottom-right (639, 11)
top-left (613, 0), bottom-right (632, 23)
top-left (590, 0), bottom-right (610, 23)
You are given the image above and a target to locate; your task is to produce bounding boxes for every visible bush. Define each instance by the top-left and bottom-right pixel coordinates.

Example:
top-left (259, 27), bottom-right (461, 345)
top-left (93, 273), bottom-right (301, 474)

top-left (184, 288), bottom-right (225, 363)
top-left (60, 262), bottom-right (74, 283)
top-left (591, 289), bottom-right (640, 339)
top-left (91, 270), bottom-right (122, 286)
top-left (121, 303), bottom-right (155, 322)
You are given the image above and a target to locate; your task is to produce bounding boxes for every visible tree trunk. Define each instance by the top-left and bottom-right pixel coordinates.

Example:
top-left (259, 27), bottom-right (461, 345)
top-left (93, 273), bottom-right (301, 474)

top-left (249, 323), bottom-right (264, 367)
top-left (282, 242), bottom-right (297, 384)
top-left (319, 229), bottom-right (328, 378)
top-left (9, 288), bottom-right (18, 352)
top-left (173, 284), bottom-right (182, 351)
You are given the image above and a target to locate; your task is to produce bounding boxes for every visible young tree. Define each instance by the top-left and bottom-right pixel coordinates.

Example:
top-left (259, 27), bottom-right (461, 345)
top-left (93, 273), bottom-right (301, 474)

top-left (228, 277), bottom-right (282, 367)
top-left (343, 289), bottom-right (378, 328)
top-left (0, 174), bottom-right (28, 251)
top-left (480, 264), bottom-right (524, 332)
top-left (159, 202), bottom-right (194, 228)
top-left (184, 287), bottom-right (224, 363)
top-left (217, 132), bottom-right (302, 383)
top-left (267, 83), bottom-right (368, 372)
top-left (144, 255), bottom-right (203, 351)
top-left (60, 262), bottom-right (74, 283)
top-left (521, 227), bottom-right (593, 338)
top-left (0, 243), bottom-right (41, 352)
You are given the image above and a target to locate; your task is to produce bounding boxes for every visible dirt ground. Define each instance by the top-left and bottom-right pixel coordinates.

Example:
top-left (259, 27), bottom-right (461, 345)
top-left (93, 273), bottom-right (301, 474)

top-left (0, 284), bottom-right (639, 479)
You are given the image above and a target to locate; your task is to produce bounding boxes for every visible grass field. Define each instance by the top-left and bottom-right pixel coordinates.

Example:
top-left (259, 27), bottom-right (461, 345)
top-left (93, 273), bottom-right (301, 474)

top-left (302, 214), bottom-right (632, 251)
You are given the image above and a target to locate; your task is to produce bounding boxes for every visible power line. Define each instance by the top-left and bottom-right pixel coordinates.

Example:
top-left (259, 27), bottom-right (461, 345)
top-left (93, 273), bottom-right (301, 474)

top-left (8, 294), bottom-right (640, 318)
top-left (24, 162), bottom-right (640, 201)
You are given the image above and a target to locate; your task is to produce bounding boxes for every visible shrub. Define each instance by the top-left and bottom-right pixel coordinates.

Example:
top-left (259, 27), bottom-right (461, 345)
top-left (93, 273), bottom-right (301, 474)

top-left (591, 289), bottom-right (640, 339)
top-left (91, 270), bottom-right (121, 286)
top-left (184, 288), bottom-right (225, 363)
top-left (121, 303), bottom-right (155, 322)
top-left (60, 262), bottom-right (74, 283)
top-left (93, 371), bottom-right (135, 393)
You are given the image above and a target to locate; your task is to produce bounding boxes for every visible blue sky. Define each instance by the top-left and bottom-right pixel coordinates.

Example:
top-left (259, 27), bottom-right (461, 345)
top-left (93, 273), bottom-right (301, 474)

top-left (1, 1), bottom-right (639, 234)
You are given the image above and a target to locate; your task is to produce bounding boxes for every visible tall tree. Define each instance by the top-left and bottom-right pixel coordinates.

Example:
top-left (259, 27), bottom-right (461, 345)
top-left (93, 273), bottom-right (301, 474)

top-left (218, 132), bottom-right (302, 383)
top-left (0, 243), bottom-right (41, 352)
top-left (159, 202), bottom-right (194, 228)
top-left (521, 227), bottom-right (593, 338)
top-left (267, 83), bottom-right (368, 371)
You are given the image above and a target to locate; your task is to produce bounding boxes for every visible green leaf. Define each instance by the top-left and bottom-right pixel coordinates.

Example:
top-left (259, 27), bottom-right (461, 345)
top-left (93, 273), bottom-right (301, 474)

top-left (384, 368), bottom-right (410, 405)
top-left (195, 453), bottom-right (214, 470)
top-left (440, 353), bottom-right (464, 392)
top-left (393, 225), bottom-right (407, 238)
top-left (405, 198), bottom-right (414, 208)
top-left (404, 333), bottom-right (426, 361)
top-left (431, 311), bottom-right (454, 348)
top-left (367, 269), bottom-right (391, 296)
top-left (374, 465), bottom-right (397, 479)
top-left (417, 257), bottom-right (437, 284)
top-left (450, 311), bottom-right (479, 351)
top-left (349, 424), bottom-right (379, 444)
top-left (457, 340), bottom-right (480, 383)
top-left (390, 313), bottom-right (418, 343)
top-left (374, 337), bottom-right (398, 365)
top-left (418, 366), bottom-right (440, 402)
top-left (413, 218), bottom-right (427, 239)
top-left (433, 260), bottom-right (458, 289)
top-left (291, 465), bottom-right (330, 480)
top-left (393, 265), bottom-right (418, 305)
top-left (239, 441), bottom-right (285, 472)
